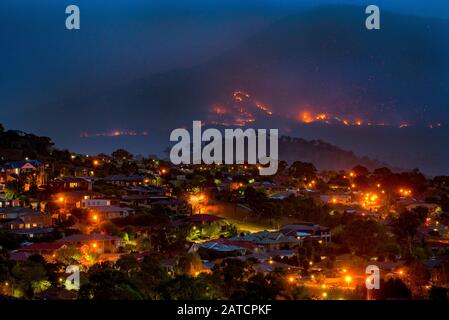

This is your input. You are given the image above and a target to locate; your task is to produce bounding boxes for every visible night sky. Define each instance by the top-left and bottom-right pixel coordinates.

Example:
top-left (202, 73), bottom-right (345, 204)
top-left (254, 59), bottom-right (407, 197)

top-left (1, 0), bottom-right (449, 175)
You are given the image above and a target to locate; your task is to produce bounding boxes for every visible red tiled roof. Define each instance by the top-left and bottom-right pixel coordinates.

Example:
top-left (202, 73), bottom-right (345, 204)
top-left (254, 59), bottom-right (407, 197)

top-left (209, 238), bottom-right (260, 251)
top-left (20, 242), bottom-right (66, 252)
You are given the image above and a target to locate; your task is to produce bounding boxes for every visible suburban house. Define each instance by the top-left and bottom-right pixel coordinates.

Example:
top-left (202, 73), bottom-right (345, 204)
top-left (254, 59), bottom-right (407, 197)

top-left (0, 164), bottom-right (7, 190)
top-left (230, 230), bottom-right (302, 251)
top-left (189, 238), bottom-right (261, 258)
top-left (57, 233), bottom-right (124, 253)
top-left (18, 242), bottom-right (67, 261)
top-left (0, 197), bottom-right (20, 208)
top-left (0, 207), bottom-right (54, 239)
top-left (124, 185), bottom-right (165, 196)
top-left (280, 224), bottom-right (332, 243)
top-left (104, 175), bottom-right (145, 186)
top-left (50, 177), bottom-right (93, 192)
top-left (269, 190), bottom-right (297, 200)
top-left (51, 190), bottom-right (104, 210)
top-left (1, 160), bottom-right (48, 190)
top-left (0, 209), bottom-right (53, 241)
top-left (91, 205), bottom-right (134, 220)
top-left (405, 203), bottom-right (442, 215)
top-left (121, 194), bottom-right (157, 207)
top-left (78, 198), bottom-right (134, 219)
top-left (320, 194), bottom-right (352, 205)
top-left (150, 199), bottom-right (188, 213)
top-left (73, 166), bottom-right (95, 177)
top-left (0, 207), bottom-right (52, 230)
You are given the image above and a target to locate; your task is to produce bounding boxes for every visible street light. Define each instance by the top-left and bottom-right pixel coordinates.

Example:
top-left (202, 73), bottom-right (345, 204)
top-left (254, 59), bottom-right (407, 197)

top-left (345, 275), bottom-right (352, 287)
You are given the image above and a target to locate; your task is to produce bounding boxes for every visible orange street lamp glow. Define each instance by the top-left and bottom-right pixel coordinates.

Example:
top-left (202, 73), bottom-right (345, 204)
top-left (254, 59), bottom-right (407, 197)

top-left (345, 275), bottom-right (352, 286)
top-left (322, 292), bottom-right (328, 298)
top-left (92, 242), bottom-right (97, 248)
top-left (59, 197), bottom-right (64, 202)
top-left (92, 214), bottom-right (98, 222)
top-left (288, 276), bottom-right (295, 283)
top-left (93, 160), bottom-right (99, 166)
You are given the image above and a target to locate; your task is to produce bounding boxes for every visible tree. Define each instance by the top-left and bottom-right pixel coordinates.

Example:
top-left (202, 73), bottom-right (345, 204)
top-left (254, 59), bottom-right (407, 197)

top-left (79, 263), bottom-right (143, 300)
top-left (373, 167), bottom-right (393, 177)
top-left (405, 260), bottom-right (430, 298)
top-left (0, 256), bottom-right (11, 282)
top-left (429, 286), bottom-right (448, 300)
top-left (111, 149), bottom-right (133, 161)
top-left (289, 161), bottom-right (317, 179)
top-left (377, 278), bottom-right (411, 300)
top-left (11, 260), bottom-right (48, 298)
top-left (116, 255), bottom-right (139, 273)
top-left (277, 160), bottom-right (288, 175)
top-left (231, 273), bottom-right (281, 300)
top-left (159, 274), bottom-right (223, 300)
top-left (178, 253), bottom-right (203, 276)
top-left (56, 246), bottom-right (82, 265)
top-left (351, 165), bottom-right (370, 176)
top-left (392, 208), bottom-right (428, 256)
top-left (99, 221), bottom-right (120, 237)
top-left (337, 219), bottom-right (388, 256)
top-left (0, 123), bottom-right (4, 133)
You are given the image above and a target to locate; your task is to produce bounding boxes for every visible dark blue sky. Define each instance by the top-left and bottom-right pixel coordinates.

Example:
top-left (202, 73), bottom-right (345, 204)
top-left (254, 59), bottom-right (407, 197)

top-left (1, 0), bottom-right (449, 175)
top-left (2, 0), bottom-right (449, 129)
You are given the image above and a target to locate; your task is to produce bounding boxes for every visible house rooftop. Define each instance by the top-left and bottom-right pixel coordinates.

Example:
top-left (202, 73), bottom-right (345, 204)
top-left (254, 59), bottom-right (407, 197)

top-left (58, 233), bottom-right (121, 242)
top-left (0, 207), bottom-right (42, 215)
top-left (20, 242), bottom-right (66, 252)
top-left (9, 227), bottom-right (54, 235)
top-left (3, 160), bottom-right (42, 169)
top-left (281, 224), bottom-right (330, 232)
top-left (91, 206), bottom-right (133, 213)
top-left (105, 175), bottom-right (144, 181)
